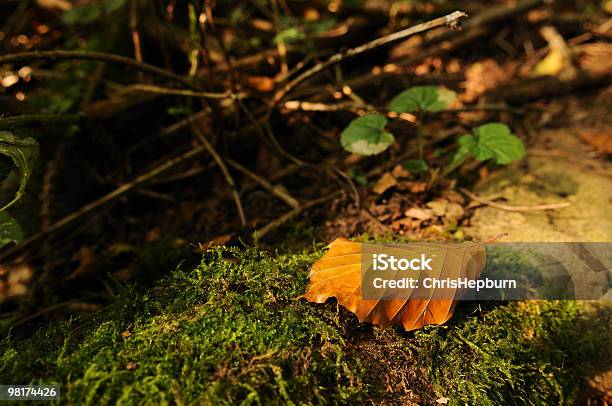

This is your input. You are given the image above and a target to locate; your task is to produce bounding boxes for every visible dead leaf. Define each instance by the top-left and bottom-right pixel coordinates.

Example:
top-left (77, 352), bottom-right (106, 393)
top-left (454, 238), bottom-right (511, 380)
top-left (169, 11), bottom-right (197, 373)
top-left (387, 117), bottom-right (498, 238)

top-left (534, 26), bottom-right (576, 80)
top-left (391, 164), bottom-right (411, 179)
top-left (445, 203), bottom-right (465, 224)
top-left (426, 200), bottom-right (449, 216)
top-left (126, 361), bottom-right (139, 371)
top-left (302, 238), bottom-right (486, 330)
top-left (404, 207), bottom-right (433, 220)
top-left (200, 234), bottom-right (233, 250)
top-left (579, 128), bottom-right (612, 155)
top-left (576, 43), bottom-right (612, 76)
top-left (443, 190), bottom-right (465, 205)
top-left (244, 76), bottom-right (275, 92)
top-left (36, 0), bottom-right (72, 11)
top-left (372, 172), bottom-right (398, 195)
top-left (398, 181), bottom-right (427, 194)
top-left (462, 59), bottom-right (510, 102)
top-left (436, 397), bottom-right (450, 404)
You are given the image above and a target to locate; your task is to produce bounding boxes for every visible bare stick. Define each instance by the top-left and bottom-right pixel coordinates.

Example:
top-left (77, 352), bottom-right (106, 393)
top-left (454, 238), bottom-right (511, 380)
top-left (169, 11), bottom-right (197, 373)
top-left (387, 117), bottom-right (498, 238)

top-left (254, 192), bottom-right (341, 240)
top-left (0, 50), bottom-right (196, 89)
top-left (226, 159), bottom-right (300, 209)
top-left (127, 84), bottom-right (240, 99)
top-left (274, 11), bottom-right (468, 102)
top-left (0, 114), bottom-right (84, 130)
top-left (189, 124), bottom-right (247, 227)
top-left (460, 188), bottom-right (571, 212)
top-left (0, 146), bottom-right (207, 262)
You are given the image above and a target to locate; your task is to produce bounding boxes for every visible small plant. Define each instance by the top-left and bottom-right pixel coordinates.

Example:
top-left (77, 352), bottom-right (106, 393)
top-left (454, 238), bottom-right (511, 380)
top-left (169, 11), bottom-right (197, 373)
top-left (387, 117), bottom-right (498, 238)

top-left (340, 115), bottom-right (394, 156)
top-left (339, 86), bottom-right (526, 181)
top-left (0, 131), bottom-right (39, 248)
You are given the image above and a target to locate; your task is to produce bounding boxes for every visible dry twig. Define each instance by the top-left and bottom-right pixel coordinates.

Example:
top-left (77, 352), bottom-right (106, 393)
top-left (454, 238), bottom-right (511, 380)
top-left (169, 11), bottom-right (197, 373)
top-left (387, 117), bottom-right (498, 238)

top-left (274, 11), bottom-right (468, 102)
top-left (460, 188), bottom-right (571, 212)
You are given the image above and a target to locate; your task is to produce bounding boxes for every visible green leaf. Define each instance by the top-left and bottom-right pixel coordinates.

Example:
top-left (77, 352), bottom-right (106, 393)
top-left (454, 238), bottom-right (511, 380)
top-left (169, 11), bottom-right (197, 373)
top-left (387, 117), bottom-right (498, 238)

top-left (62, 5), bottom-right (102, 25)
top-left (104, 0), bottom-right (129, 13)
top-left (348, 168), bottom-right (368, 186)
top-left (274, 27), bottom-right (305, 45)
top-left (340, 115), bottom-right (395, 156)
top-left (0, 132), bottom-right (39, 211)
top-left (388, 86), bottom-right (456, 113)
top-left (404, 159), bottom-right (429, 173)
top-left (0, 211), bottom-right (23, 248)
top-left (454, 123), bottom-right (525, 165)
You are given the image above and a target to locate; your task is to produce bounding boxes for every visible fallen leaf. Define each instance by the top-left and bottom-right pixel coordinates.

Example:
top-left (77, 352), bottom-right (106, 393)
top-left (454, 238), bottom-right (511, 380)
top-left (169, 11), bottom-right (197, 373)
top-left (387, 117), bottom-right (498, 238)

top-left (372, 172), bottom-right (398, 195)
top-left (443, 190), bottom-right (465, 205)
top-left (391, 164), bottom-right (411, 179)
top-left (200, 234), bottom-right (233, 250)
top-left (126, 361), bottom-right (139, 371)
top-left (445, 203), bottom-right (465, 224)
top-left (404, 207), bottom-right (433, 220)
top-left (36, 0), bottom-right (72, 11)
top-left (462, 59), bottom-right (510, 102)
top-left (427, 200), bottom-right (449, 216)
top-left (399, 181), bottom-right (427, 193)
top-left (302, 238), bottom-right (486, 330)
top-left (436, 397), bottom-right (450, 404)
top-left (579, 127), bottom-right (612, 155)
top-left (244, 75), bottom-right (276, 92)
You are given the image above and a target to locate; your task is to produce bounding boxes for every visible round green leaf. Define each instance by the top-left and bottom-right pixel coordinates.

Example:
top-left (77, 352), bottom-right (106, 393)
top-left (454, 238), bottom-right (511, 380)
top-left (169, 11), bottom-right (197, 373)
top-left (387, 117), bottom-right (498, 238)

top-left (389, 86), bottom-right (457, 113)
top-left (340, 115), bottom-right (395, 156)
top-left (404, 159), bottom-right (429, 173)
top-left (455, 123), bottom-right (525, 165)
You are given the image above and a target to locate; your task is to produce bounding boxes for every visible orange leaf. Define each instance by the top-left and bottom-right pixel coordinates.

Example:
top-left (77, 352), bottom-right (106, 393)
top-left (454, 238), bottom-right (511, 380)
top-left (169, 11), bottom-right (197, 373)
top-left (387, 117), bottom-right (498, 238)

top-left (302, 238), bottom-right (485, 330)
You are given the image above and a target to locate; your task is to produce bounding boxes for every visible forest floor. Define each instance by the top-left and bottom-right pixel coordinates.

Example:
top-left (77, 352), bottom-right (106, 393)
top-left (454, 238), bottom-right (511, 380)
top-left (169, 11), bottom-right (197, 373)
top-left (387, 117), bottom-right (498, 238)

top-left (2, 88), bottom-right (611, 404)
top-left (1, 0), bottom-right (611, 404)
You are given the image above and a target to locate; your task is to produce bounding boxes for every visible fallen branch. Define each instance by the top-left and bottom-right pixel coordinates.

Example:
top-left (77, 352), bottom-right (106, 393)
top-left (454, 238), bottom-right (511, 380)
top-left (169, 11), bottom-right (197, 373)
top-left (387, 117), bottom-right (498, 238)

top-left (0, 50), bottom-right (196, 89)
top-left (459, 188), bottom-right (571, 212)
top-left (254, 192), bottom-right (341, 239)
top-left (274, 11), bottom-right (468, 102)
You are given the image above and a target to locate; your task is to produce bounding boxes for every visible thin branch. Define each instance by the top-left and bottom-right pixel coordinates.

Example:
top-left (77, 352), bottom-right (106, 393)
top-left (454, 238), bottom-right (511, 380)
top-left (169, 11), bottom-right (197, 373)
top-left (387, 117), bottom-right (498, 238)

top-left (189, 124), bottom-right (247, 227)
top-left (128, 84), bottom-right (240, 99)
top-left (0, 146), bottom-right (207, 262)
top-left (254, 192), bottom-right (341, 239)
top-left (274, 10), bottom-right (468, 102)
top-left (0, 114), bottom-right (84, 130)
top-left (460, 188), bottom-right (571, 212)
top-left (226, 158), bottom-right (300, 209)
top-left (0, 50), bottom-right (196, 89)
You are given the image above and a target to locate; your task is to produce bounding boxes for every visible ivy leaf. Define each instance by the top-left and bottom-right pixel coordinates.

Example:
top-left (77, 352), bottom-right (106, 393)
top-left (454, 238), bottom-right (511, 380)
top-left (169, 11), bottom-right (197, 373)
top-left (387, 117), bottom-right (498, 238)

top-left (0, 132), bottom-right (39, 211)
top-left (340, 115), bottom-right (395, 156)
top-left (455, 123), bottom-right (525, 165)
top-left (389, 86), bottom-right (457, 113)
top-left (0, 211), bottom-right (23, 248)
top-left (404, 159), bottom-right (429, 173)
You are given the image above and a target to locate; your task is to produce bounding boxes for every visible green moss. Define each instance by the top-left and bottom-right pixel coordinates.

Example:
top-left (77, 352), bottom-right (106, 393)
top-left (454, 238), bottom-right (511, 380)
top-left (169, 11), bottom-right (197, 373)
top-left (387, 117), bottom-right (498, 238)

top-left (1, 246), bottom-right (609, 405)
top-left (413, 301), bottom-right (611, 405)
